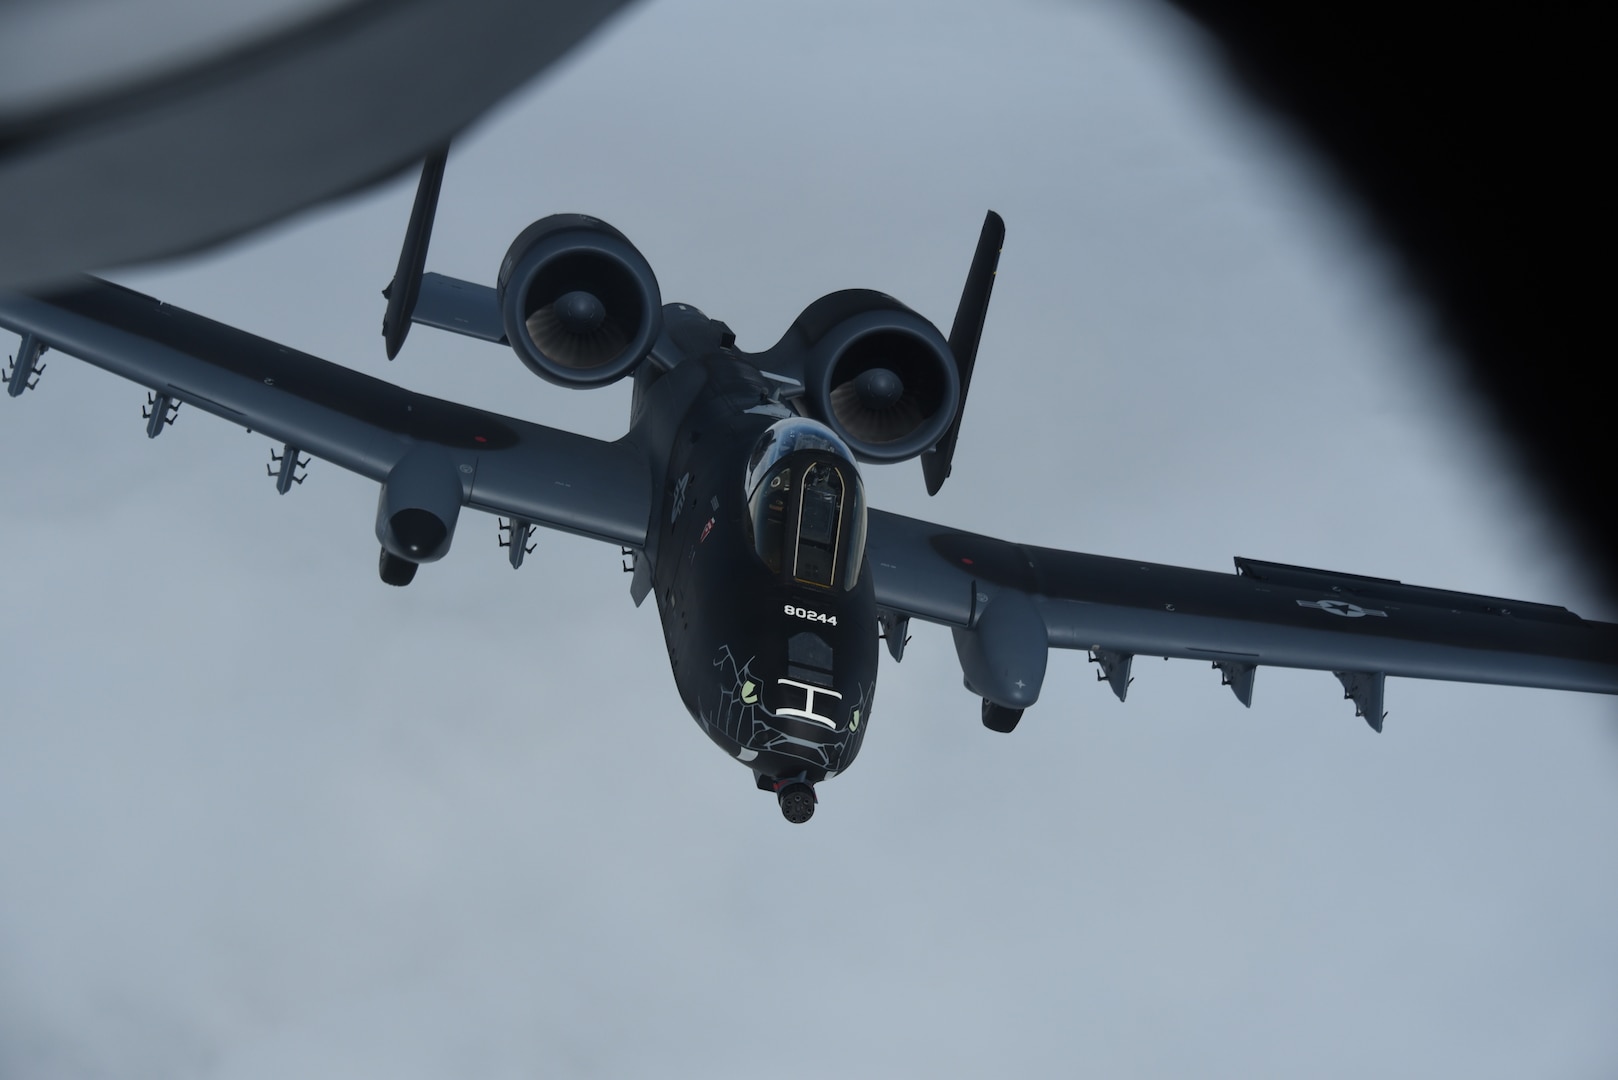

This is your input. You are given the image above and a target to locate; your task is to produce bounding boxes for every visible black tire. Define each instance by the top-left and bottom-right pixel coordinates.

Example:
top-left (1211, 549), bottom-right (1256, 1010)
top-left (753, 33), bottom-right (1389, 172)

top-left (981, 699), bottom-right (1024, 733)
top-left (379, 547), bottom-right (419, 587)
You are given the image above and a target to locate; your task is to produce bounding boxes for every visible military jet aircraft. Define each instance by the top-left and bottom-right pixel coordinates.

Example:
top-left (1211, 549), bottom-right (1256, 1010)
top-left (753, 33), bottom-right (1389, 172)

top-left (4, 153), bottom-right (1615, 822)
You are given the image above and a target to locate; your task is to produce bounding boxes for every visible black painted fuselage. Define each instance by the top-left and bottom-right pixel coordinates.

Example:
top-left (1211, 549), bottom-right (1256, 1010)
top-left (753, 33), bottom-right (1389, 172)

top-left (633, 312), bottom-right (879, 792)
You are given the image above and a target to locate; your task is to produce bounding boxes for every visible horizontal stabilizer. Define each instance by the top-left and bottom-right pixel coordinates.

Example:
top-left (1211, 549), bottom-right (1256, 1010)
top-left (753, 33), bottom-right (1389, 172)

top-left (411, 273), bottom-right (506, 343)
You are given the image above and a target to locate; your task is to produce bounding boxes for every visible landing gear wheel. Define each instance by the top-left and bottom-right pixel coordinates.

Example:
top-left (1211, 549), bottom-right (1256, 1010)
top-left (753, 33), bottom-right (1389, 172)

top-left (777, 781), bottom-right (816, 824)
top-left (981, 699), bottom-right (1024, 733)
top-left (379, 547), bottom-right (419, 587)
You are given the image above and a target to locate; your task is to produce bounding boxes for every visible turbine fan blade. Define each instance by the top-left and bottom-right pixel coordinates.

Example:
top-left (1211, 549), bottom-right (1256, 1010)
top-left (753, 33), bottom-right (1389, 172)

top-left (830, 377), bottom-right (926, 443)
top-left (524, 301), bottom-right (632, 369)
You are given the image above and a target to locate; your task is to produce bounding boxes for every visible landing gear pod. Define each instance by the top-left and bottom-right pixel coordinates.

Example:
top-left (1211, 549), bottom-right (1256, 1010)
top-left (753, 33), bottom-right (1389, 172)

top-left (376, 444), bottom-right (464, 577)
top-left (496, 214), bottom-right (662, 388)
top-left (953, 589), bottom-right (1048, 712)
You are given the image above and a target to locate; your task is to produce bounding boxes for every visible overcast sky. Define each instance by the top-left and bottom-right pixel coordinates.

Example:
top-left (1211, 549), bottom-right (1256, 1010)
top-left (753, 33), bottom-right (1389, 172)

top-left (3, 1), bottom-right (1615, 1077)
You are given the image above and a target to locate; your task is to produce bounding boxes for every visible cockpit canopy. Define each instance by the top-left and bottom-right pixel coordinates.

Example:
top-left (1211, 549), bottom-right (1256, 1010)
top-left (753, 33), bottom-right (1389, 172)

top-left (745, 418), bottom-right (868, 590)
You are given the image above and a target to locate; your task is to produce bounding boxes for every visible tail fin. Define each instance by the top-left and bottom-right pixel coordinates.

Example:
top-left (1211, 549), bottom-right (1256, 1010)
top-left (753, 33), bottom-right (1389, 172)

top-left (380, 145), bottom-right (449, 359)
top-left (921, 210), bottom-right (1004, 495)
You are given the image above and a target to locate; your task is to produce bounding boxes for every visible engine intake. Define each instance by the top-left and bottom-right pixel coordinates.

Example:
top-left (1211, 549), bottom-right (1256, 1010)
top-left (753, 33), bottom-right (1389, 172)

top-left (780, 290), bottom-right (959, 463)
top-left (496, 214), bottom-right (662, 388)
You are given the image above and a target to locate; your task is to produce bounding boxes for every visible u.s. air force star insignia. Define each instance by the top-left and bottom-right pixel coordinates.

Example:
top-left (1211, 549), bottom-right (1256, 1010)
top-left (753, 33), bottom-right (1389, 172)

top-left (670, 472), bottom-right (691, 524)
top-left (1296, 598), bottom-right (1388, 618)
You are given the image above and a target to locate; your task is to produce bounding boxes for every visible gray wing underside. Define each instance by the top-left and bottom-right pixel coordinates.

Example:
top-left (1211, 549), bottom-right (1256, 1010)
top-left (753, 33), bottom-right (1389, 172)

top-left (0, 276), bottom-right (651, 548)
top-left (867, 509), bottom-right (1618, 728)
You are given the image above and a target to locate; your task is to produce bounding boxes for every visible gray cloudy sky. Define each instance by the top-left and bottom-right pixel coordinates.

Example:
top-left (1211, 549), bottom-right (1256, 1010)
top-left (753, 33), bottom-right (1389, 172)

top-left (3, 1), bottom-right (1615, 1077)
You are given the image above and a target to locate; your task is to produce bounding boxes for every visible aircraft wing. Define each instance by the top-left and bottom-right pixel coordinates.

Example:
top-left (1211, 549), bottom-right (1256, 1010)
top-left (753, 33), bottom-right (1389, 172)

top-left (0, 0), bottom-right (636, 291)
top-left (0, 276), bottom-right (652, 549)
top-left (866, 509), bottom-right (1618, 729)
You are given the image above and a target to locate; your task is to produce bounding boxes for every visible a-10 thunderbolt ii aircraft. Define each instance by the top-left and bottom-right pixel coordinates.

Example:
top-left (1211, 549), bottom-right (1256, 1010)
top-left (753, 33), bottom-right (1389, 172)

top-left (4, 153), bottom-right (1616, 822)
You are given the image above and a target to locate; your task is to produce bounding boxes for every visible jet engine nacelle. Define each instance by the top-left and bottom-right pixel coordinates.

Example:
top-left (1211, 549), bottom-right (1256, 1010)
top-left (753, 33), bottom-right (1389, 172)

top-left (496, 214), bottom-right (663, 388)
top-left (779, 289), bottom-right (960, 463)
top-left (376, 445), bottom-right (464, 564)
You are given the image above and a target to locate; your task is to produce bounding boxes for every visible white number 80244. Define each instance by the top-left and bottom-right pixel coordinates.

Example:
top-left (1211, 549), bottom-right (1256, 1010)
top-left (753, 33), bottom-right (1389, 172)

top-left (785, 604), bottom-right (838, 626)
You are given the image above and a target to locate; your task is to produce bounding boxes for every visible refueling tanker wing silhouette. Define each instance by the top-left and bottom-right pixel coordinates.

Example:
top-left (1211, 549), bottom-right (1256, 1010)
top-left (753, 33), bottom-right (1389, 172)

top-left (2, 1), bottom-right (1607, 606)
top-left (0, 0), bottom-right (634, 291)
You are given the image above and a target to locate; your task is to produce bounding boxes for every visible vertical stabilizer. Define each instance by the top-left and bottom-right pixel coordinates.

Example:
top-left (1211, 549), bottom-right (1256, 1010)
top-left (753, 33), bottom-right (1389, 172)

top-left (921, 210), bottom-right (1004, 495)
